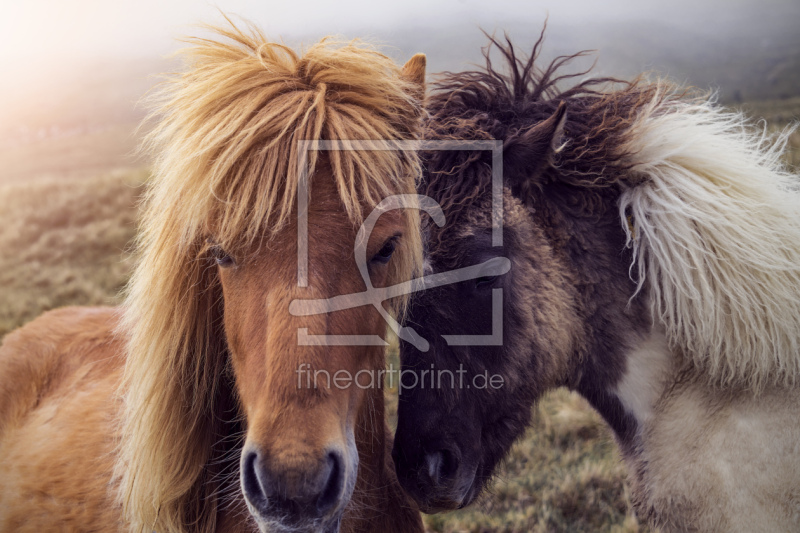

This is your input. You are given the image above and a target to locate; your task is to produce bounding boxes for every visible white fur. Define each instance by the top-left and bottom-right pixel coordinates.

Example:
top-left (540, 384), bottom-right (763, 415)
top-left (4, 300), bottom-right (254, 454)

top-left (610, 322), bottom-right (800, 531)
top-left (614, 328), bottom-right (671, 426)
top-left (618, 94), bottom-right (800, 392)
top-left (631, 379), bottom-right (800, 532)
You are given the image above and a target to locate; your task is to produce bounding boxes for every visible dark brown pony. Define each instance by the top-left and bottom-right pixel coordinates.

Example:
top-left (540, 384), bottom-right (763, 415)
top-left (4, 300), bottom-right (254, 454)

top-left (0, 23), bottom-right (427, 533)
top-left (393, 33), bottom-right (800, 531)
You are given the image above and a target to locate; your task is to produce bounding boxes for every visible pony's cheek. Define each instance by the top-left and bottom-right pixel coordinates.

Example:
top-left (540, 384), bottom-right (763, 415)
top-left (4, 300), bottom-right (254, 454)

top-left (349, 385), bottom-right (369, 417)
top-left (368, 268), bottom-right (390, 288)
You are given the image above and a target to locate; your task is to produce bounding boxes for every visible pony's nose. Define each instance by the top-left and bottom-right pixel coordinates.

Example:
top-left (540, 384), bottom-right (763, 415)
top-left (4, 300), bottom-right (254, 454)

top-left (241, 447), bottom-right (345, 520)
top-left (423, 448), bottom-right (460, 488)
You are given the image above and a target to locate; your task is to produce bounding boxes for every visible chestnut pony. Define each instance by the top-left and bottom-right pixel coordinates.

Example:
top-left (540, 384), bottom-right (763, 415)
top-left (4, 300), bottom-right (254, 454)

top-left (393, 34), bottom-right (800, 532)
top-left (0, 23), bottom-right (426, 533)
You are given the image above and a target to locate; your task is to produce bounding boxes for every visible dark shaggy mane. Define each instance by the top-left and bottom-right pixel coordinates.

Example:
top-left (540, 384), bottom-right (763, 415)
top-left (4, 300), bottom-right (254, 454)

top-left (423, 27), bottom-right (668, 225)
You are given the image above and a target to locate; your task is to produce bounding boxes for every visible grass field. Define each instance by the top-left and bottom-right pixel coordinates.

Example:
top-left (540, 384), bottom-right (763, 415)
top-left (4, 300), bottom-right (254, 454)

top-left (0, 101), bottom-right (797, 532)
top-left (0, 171), bottom-right (145, 338)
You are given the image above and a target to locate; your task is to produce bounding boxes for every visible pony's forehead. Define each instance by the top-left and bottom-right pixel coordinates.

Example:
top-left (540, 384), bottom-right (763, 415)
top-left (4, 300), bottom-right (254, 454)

top-left (209, 161), bottom-right (415, 254)
top-left (425, 188), bottom-right (528, 261)
top-left (204, 147), bottom-right (418, 246)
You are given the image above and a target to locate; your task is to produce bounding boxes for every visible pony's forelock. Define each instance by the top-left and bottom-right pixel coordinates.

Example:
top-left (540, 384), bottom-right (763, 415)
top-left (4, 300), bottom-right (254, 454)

top-left (140, 22), bottom-right (423, 252)
top-left (117, 21), bottom-right (423, 533)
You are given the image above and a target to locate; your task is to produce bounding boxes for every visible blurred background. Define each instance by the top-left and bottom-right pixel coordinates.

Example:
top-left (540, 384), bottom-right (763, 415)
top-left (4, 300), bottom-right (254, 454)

top-left (1, 1), bottom-right (798, 531)
top-left (1, 0), bottom-right (798, 184)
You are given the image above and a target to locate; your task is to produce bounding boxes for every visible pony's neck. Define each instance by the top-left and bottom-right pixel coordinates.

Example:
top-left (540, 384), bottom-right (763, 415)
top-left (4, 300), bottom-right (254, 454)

top-left (344, 386), bottom-right (422, 533)
top-left (573, 324), bottom-right (674, 455)
top-left (534, 190), bottom-right (655, 451)
top-left (611, 327), bottom-right (672, 431)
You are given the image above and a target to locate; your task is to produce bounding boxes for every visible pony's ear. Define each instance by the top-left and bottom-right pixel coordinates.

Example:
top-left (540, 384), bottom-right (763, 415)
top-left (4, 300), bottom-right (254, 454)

top-left (401, 53), bottom-right (426, 96)
top-left (503, 101), bottom-right (567, 185)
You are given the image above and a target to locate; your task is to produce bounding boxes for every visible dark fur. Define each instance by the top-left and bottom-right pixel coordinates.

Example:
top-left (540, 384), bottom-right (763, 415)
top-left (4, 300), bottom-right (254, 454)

top-left (392, 31), bottom-right (659, 514)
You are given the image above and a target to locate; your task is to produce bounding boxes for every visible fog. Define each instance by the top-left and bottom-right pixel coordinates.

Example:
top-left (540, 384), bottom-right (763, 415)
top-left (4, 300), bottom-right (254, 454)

top-left (2, 0), bottom-right (797, 70)
top-left (0, 0), bottom-right (797, 183)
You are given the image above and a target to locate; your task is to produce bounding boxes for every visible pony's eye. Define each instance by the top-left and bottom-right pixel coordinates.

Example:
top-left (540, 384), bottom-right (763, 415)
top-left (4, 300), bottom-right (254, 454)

top-left (371, 237), bottom-right (399, 265)
top-left (475, 275), bottom-right (499, 288)
top-left (210, 246), bottom-right (235, 268)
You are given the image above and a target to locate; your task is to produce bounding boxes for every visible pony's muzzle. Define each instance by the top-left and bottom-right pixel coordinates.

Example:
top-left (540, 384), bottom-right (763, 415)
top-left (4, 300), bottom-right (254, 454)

top-left (424, 448), bottom-right (460, 488)
top-left (393, 441), bottom-right (475, 512)
top-left (241, 446), bottom-right (346, 523)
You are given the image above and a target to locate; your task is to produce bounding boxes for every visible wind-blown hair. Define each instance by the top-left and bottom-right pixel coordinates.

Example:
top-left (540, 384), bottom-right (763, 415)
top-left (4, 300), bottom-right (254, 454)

top-left (116, 22), bottom-right (424, 533)
top-left (424, 31), bottom-right (800, 393)
top-left (620, 93), bottom-right (800, 393)
top-left (422, 33), bottom-right (660, 241)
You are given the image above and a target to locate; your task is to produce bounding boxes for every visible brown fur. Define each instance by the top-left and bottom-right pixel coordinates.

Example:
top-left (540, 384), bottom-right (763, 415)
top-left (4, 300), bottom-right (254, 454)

top-left (0, 21), bottom-right (425, 533)
top-left (395, 30), bottom-right (800, 532)
top-left (0, 308), bottom-right (124, 531)
top-left (395, 28), bottom-right (655, 512)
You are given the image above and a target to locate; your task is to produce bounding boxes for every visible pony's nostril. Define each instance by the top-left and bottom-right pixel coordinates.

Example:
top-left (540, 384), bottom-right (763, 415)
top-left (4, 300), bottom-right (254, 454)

top-left (241, 450), bottom-right (268, 512)
top-left (425, 449), bottom-right (459, 486)
top-left (316, 451), bottom-right (344, 515)
top-left (426, 451), bottom-right (444, 483)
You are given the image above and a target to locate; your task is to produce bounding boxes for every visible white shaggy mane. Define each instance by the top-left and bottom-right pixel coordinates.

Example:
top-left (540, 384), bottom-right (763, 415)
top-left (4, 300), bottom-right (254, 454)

top-left (619, 93), bottom-right (800, 393)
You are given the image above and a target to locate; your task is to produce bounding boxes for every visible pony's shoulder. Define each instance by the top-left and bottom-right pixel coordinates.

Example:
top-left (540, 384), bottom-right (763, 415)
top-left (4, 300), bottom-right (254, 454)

top-left (1, 306), bottom-right (122, 354)
top-left (0, 306), bottom-right (125, 435)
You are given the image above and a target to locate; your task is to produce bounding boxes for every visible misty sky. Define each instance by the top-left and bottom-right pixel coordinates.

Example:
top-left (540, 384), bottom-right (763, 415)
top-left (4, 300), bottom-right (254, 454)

top-left (0, 0), bottom-right (797, 166)
top-left (1, 0), bottom-right (787, 72)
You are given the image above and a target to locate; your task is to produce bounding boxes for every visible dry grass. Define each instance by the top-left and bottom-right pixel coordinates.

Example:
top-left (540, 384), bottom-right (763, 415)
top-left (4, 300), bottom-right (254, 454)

top-left (0, 124), bottom-right (144, 185)
top-left (0, 102), bottom-right (796, 531)
top-left (739, 97), bottom-right (800, 169)
top-left (0, 170), bottom-right (146, 338)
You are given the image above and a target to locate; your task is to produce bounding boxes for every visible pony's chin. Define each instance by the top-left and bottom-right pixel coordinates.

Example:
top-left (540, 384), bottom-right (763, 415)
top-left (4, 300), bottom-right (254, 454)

top-left (414, 474), bottom-right (481, 514)
top-left (253, 515), bottom-right (342, 533)
top-left (416, 499), bottom-right (460, 514)
top-left (323, 516), bottom-right (343, 533)
top-left (457, 480), bottom-right (481, 509)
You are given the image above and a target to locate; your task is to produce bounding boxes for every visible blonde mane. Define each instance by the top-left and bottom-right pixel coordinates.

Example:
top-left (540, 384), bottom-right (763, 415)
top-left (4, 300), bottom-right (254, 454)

top-left (620, 90), bottom-right (800, 393)
top-left (117, 21), bottom-right (423, 533)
